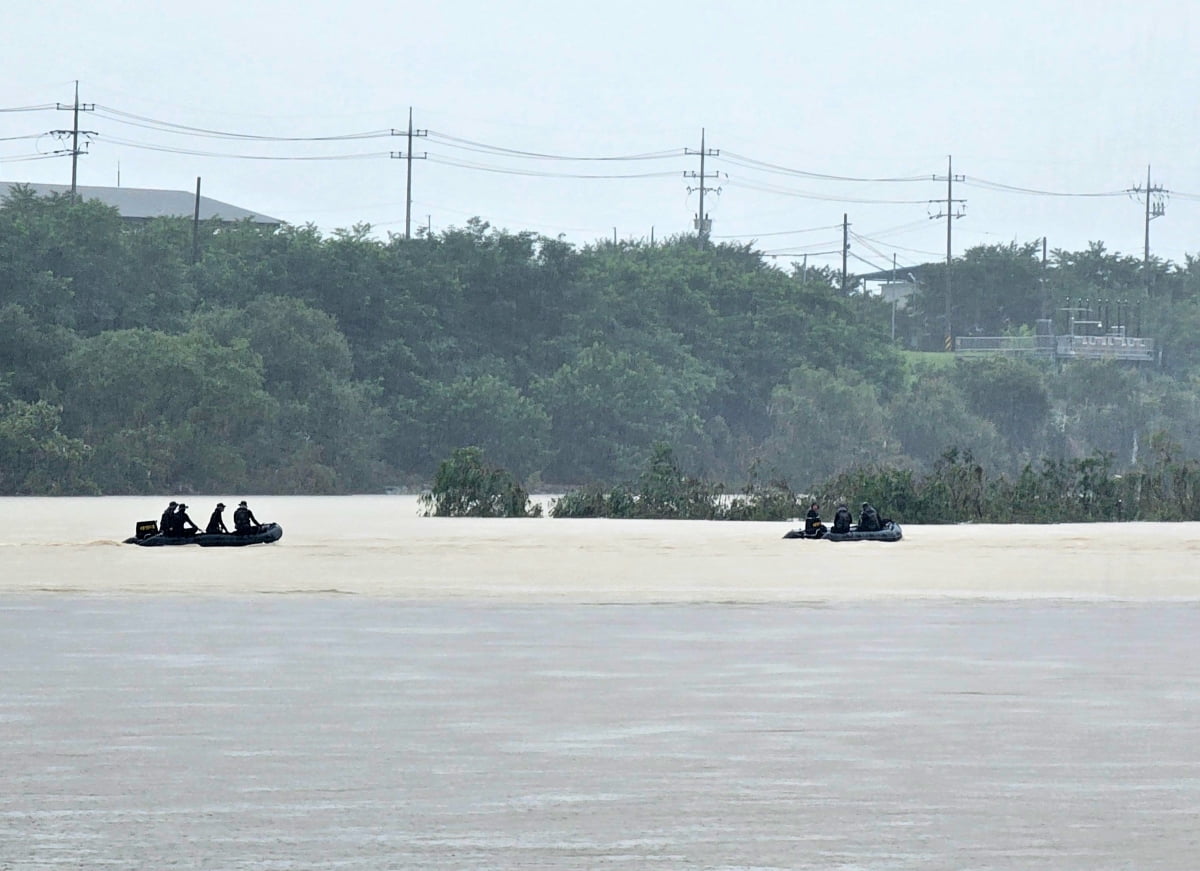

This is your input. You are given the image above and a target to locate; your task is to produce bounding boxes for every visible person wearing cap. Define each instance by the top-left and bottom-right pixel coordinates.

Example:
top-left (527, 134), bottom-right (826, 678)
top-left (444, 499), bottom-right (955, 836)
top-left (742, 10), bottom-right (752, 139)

top-left (233, 500), bottom-right (260, 534)
top-left (175, 503), bottom-right (200, 537)
top-left (858, 501), bottom-right (882, 532)
top-left (160, 501), bottom-right (179, 536)
top-left (206, 502), bottom-right (229, 535)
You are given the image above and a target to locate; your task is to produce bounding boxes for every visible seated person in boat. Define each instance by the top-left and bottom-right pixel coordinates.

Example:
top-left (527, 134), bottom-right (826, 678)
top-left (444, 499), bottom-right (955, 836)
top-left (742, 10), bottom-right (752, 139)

top-left (206, 502), bottom-right (229, 535)
top-left (803, 502), bottom-right (826, 537)
top-left (831, 504), bottom-right (853, 534)
top-left (160, 501), bottom-right (179, 536)
top-left (174, 503), bottom-right (201, 537)
top-left (858, 502), bottom-right (882, 532)
top-left (233, 500), bottom-right (261, 534)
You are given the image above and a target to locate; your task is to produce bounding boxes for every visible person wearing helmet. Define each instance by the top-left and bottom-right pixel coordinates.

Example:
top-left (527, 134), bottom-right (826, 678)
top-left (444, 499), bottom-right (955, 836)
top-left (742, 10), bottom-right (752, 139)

top-left (233, 500), bottom-right (260, 535)
top-left (206, 502), bottom-right (229, 535)
top-left (858, 501), bottom-right (882, 532)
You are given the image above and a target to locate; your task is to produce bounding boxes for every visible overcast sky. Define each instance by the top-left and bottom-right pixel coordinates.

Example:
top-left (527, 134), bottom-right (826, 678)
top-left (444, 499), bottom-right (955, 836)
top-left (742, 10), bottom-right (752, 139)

top-left (4, 1), bottom-right (1198, 273)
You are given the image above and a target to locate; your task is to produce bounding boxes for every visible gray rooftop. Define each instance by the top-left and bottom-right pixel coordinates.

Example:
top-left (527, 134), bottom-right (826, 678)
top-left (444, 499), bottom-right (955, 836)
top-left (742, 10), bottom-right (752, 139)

top-left (0, 181), bottom-right (282, 225)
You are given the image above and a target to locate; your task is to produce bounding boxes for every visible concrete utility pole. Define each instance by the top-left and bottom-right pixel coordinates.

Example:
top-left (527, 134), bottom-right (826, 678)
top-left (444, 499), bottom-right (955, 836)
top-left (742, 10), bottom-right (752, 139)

top-left (1129, 165), bottom-right (1166, 295)
top-left (841, 213), bottom-right (850, 293)
top-left (192, 177), bottom-right (202, 264)
top-left (390, 108), bottom-right (427, 239)
top-left (684, 128), bottom-right (720, 246)
top-left (930, 155), bottom-right (965, 350)
top-left (52, 81), bottom-right (95, 198)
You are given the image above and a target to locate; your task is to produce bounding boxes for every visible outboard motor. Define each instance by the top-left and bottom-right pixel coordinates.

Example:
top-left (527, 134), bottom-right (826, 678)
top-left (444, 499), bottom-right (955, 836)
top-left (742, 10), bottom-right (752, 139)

top-left (134, 520), bottom-right (159, 540)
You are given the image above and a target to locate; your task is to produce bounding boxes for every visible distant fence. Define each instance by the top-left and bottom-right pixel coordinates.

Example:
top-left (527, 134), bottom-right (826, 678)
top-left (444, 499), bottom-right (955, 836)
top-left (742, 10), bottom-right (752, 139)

top-left (955, 334), bottom-right (1155, 362)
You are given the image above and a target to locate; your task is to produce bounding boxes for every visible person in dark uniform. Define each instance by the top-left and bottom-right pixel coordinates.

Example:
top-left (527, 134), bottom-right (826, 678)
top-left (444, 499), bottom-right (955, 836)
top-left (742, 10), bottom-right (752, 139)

top-left (858, 501), bottom-right (882, 532)
top-left (803, 502), bottom-right (826, 537)
top-left (233, 500), bottom-right (260, 534)
top-left (206, 502), bottom-right (229, 535)
top-left (160, 501), bottom-right (179, 536)
top-left (176, 503), bottom-right (200, 536)
top-left (831, 504), bottom-right (853, 534)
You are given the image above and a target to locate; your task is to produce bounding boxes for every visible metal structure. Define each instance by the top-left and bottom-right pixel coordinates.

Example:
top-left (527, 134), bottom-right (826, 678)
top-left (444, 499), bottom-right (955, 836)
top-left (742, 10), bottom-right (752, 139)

top-left (955, 307), bottom-right (1156, 363)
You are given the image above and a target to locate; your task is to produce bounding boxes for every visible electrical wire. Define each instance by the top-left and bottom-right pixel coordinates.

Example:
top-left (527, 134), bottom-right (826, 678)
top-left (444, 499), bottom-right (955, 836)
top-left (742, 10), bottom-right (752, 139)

top-left (93, 105), bottom-right (392, 141)
top-left (723, 177), bottom-right (931, 205)
top-left (0, 152), bottom-right (65, 163)
top-left (98, 135), bottom-right (390, 160)
top-left (961, 176), bottom-right (1127, 197)
top-left (718, 150), bottom-right (932, 182)
top-left (710, 222), bottom-right (843, 240)
top-left (427, 155), bottom-right (679, 179)
top-left (426, 130), bottom-right (682, 162)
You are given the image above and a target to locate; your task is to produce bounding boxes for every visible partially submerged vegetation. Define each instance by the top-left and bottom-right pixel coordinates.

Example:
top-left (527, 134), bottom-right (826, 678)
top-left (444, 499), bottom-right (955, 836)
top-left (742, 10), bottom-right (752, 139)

top-left (419, 447), bottom-right (542, 518)
top-left (432, 437), bottom-right (1200, 523)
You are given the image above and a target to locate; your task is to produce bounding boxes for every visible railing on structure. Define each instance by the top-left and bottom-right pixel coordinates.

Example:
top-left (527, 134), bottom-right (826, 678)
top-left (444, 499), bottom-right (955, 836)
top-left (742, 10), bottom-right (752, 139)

top-left (954, 335), bottom-right (1056, 357)
top-left (954, 333), bottom-right (1155, 362)
top-left (1055, 334), bottom-right (1155, 361)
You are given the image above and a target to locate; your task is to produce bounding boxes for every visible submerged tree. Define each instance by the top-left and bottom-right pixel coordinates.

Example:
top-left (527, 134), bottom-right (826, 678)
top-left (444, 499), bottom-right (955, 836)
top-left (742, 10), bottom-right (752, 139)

top-left (419, 446), bottom-right (542, 518)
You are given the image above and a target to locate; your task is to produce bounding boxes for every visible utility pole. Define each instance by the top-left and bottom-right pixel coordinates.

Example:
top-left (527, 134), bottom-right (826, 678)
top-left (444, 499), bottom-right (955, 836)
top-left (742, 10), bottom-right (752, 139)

top-left (51, 81), bottom-right (95, 199)
top-left (192, 177), bottom-right (202, 265)
top-left (891, 253), bottom-right (898, 342)
top-left (684, 128), bottom-right (720, 246)
top-left (930, 155), bottom-right (965, 350)
top-left (841, 213), bottom-right (850, 293)
top-left (390, 108), bottom-right (427, 239)
top-left (1041, 235), bottom-right (1049, 320)
top-left (1128, 164), bottom-right (1166, 295)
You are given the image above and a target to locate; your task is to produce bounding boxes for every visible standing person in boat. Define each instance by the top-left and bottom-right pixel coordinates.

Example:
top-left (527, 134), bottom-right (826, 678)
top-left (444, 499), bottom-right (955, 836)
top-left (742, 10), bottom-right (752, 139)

top-left (858, 501), bottom-right (882, 532)
top-left (831, 504), bottom-right (853, 534)
top-left (175, 503), bottom-right (201, 537)
top-left (160, 501), bottom-right (179, 536)
top-left (233, 500), bottom-right (260, 535)
top-left (804, 502), bottom-right (826, 537)
top-left (206, 502), bottom-right (229, 535)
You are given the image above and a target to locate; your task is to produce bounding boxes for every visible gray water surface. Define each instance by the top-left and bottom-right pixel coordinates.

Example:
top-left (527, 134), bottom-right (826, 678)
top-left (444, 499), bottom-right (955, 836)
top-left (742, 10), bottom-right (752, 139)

top-left (3, 598), bottom-right (1199, 869)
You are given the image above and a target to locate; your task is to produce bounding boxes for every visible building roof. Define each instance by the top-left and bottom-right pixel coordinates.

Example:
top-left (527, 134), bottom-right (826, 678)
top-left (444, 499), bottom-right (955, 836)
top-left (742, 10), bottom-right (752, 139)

top-left (0, 181), bottom-right (281, 225)
top-left (854, 261), bottom-right (938, 283)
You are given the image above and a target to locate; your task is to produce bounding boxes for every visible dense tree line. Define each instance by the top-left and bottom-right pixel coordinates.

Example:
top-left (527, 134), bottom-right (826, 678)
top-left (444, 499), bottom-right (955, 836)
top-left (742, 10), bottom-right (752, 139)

top-left (3, 186), bottom-right (1200, 496)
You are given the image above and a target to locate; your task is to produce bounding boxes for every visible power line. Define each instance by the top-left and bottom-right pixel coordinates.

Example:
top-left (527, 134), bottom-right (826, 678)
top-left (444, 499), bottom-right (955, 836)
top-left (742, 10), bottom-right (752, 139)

top-left (98, 135), bottom-right (390, 160)
top-left (92, 105), bottom-right (392, 141)
top-left (425, 131), bottom-right (682, 162)
top-left (710, 222), bottom-right (843, 240)
top-left (722, 177), bottom-right (931, 205)
top-left (718, 150), bottom-right (931, 182)
top-left (962, 176), bottom-right (1127, 197)
top-left (427, 155), bottom-right (679, 179)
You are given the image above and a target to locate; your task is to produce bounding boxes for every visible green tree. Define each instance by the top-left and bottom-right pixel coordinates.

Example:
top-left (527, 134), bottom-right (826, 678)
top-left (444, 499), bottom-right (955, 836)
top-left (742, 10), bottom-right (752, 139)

top-left (60, 328), bottom-right (275, 493)
top-left (419, 446), bottom-right (541, 517)
top-left (0, 400), bottom-right (94, 494)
